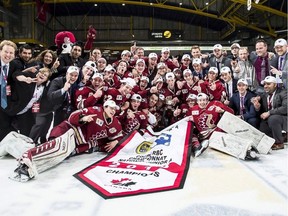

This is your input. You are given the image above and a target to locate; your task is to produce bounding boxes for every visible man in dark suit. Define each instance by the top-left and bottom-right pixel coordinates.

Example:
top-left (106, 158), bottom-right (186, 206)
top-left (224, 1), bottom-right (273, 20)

top-left (47, 66), bottom-right (80, 127)
top-left (209, 44), bottom-right (232, 78)
top-left (56, 42), bottom-right (85, 78)
top-left (220, 66), bottom-right (238, 106)
top-left (251, 76), bottom-right (287, 150)
top-left (0, 40), bottom-right (18, 141)
top-left (229, 79), bottom-right (259, 128)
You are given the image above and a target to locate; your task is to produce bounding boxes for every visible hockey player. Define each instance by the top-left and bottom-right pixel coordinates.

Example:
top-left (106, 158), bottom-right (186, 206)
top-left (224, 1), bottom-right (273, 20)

top-left (118, 93), bottom-right (148, 135)
top-left (10, 100), bottom-right (123, 182)
top-left (189, 93), bottom-right (234, 156)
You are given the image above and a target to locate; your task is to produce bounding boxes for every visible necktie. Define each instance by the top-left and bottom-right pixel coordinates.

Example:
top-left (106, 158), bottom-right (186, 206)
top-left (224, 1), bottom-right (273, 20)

top-left (226, 83), bottom-right (230, 98)
top-left (240, 96), bottom-right (245, 115)
top-left (1, 65), bottom-right (8, 109)
top-left (278, 57), bottom-right (284, 71)
top-left (267, 94), bottom-right (272, 110)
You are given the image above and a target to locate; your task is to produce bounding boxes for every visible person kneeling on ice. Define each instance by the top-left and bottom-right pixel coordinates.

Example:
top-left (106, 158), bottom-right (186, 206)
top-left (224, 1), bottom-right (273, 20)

top-left (188, 93), bottom-right (234, 157)
top-left (10, 100), bottom-right (123, 182)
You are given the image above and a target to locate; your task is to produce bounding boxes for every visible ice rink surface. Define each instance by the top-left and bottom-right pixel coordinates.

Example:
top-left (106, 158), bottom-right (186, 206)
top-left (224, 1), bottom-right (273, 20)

top-left (0, 144), bottom-right (287, 216)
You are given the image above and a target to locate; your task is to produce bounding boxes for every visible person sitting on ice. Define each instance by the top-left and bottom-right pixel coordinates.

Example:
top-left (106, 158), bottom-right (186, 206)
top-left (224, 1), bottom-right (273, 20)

top-left (188, 93), bottom-right (234, 157)
top-left (9, 100), bottom-right (123, 182)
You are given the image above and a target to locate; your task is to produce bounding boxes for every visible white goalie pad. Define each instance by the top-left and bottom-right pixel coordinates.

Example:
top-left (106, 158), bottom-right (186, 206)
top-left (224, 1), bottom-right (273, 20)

top-left (31, 128), bottom-right (76, 175)
top-left (217, 112), bottom-right (275, 154)
top-left (209, 131), bottom-right (253, 160)
top-left (0, 132), bottom-right (35, 159)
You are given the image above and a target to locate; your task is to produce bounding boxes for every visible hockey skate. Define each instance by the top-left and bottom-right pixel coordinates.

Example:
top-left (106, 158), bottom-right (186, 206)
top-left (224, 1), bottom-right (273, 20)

top-left (9, 164), bottom-right (32, 183)
top-left (194, 140), bottom-right (209, 157)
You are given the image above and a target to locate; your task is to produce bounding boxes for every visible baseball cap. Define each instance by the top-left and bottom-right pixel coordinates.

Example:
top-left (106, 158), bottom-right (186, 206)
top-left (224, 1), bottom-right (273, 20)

top-left (165, 72), bottom-right (175, 80)
top-left (183, 69), bottom-right (192, 75)
top-left (161, 47), bottom-right (170, 53)
top-left (97, 57), bottom-right (107, 63)
top-left (261, 76), bottom-right (277, 85)
top-left (157, 62), bottom-right (166, 69)
top-left (192, 58), bottom-right (202, 65)
top-left (140, 76), bottom-right (149, 82)
top-left (230, 43), bottom-right (240, 49)
top-left (121, 50), bottom-right (131, 56)
top-left (131, 93), bottom-right (142, 102)
top-left (181, 54), bottom-right (191, 60)
top-left (104, 64), bottom-right (116, 72)
top-left (220, 66), bottom-right (231, 74)
top-left (186, 94), bottom-right (197, 101)
top-left (103, 100), bottom-right (119, 110)
top-left (155, 77), bottom-right (163, 83)
top-left (136, 58), bottom-right (145, 65)
top-left (213, 44), bottom-right (223, 50)
top-left (92, 72), bottom-right (103, 80)
top-left (148, 52), bottom-right (158, 59)
top-left (84, 60), bottom-right (97, 73)
top-left (197, 93), bottom-right (209, 100)
top-left (120, 77), bottom-right (137, 88)
top-left (67, 66), bottom-right (79, 74)
top-left (208, 67), bottom-right (219, 74)
top-left (274, 38), bottom-right (287, 47)
top-left (237, 78), bottom-right (248, 85)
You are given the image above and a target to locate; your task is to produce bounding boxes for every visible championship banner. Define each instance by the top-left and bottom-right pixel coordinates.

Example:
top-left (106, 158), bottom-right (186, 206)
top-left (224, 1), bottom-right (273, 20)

top-left (74, 118), bottom-right (192, 199)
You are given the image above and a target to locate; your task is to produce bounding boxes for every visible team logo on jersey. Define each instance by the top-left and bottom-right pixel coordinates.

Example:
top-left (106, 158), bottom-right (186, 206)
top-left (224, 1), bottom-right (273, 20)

top-left (109, 127), bottom-right (117, 133)
top-left (116, 95), bottom-right (123, 100)
top-left (182, 89), bottom-right (188, 94)
top-left (139, 114), bottom-right (146, 120)
top-left (192, 110), bottom-right (199, 115)
top-left (96, 118), bottom-right (104, 126)
top-left (208, 106), bottom-right (215, 111)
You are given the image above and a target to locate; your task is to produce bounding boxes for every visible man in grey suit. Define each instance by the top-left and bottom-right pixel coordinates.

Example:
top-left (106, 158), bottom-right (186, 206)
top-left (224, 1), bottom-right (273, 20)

top-left (251, 76), bottom-right (287, 150)
top-left (270, 38), bottom-right (287, 89)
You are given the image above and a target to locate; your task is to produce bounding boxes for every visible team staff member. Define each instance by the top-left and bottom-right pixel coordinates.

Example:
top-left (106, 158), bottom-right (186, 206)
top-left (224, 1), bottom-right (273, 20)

top-left (0, 40), bottom-right (17, 141)
top-left (251, 76), bottom-right (287, 150)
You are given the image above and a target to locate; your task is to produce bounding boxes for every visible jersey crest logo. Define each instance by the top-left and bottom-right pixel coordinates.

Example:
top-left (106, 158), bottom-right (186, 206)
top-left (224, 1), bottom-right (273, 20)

top-left (192, 110), bottom-right (199, 115)
top-left (116, 95), bottom-right (123, 100)
top-left (96, 118), bottom-right (104, 126)
top-left (109, 127), bottom-right (116, 133)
